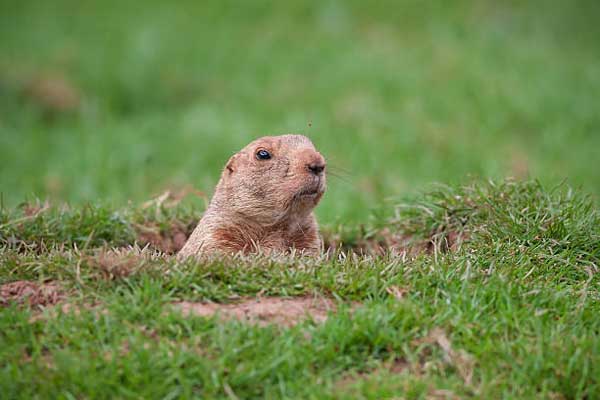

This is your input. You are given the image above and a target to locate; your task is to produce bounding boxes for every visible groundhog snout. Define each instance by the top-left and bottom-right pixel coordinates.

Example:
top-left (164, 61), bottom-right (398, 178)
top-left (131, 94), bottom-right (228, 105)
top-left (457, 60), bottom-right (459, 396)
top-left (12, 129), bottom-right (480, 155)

top-left (307, 161), bottom-right (325, 175)
top-left (302, 152), bottom-right (326, 176)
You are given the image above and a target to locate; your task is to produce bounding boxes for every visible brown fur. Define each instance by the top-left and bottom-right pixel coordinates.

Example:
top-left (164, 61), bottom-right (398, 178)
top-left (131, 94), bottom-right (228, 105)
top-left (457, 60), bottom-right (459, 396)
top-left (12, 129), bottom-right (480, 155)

top-left (178, 134), bottom-right (326, 258)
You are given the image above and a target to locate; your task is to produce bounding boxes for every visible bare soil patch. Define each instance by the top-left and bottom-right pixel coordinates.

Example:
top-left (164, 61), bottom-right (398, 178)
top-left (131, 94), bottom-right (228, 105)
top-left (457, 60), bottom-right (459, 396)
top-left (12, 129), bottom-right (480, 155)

top-left (25, 73), bottom-right (81, 114)
top-left (136, 222), bottom-right (190, 254)
top-left (173, 296), bottom-right (345, 327)
top-left (0, 280), bottom-right (64, 307)
top-left (136, 188), bottom-right (206, 254)
top-left (303, 227), bottom-right (469, 257)
top-left (86, 248), bottom-right (148, 279)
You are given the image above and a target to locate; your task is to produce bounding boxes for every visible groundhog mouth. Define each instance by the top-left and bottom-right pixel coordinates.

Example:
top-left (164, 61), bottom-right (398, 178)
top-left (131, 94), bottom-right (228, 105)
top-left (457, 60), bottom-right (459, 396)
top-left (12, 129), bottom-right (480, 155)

top-left (297, 182), bottom-right (325, 198)
top-left (298, 188), bottom-right (320, 197)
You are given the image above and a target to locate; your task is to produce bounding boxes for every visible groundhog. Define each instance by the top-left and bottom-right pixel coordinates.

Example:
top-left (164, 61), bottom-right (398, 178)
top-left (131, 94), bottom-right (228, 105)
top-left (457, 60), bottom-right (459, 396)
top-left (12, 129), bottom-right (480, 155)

top-left (178, 134), bottom-right (326, 258)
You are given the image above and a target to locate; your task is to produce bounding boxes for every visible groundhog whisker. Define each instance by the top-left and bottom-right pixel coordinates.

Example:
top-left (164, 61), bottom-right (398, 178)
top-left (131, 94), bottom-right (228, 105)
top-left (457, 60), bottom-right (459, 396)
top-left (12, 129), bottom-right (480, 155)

top-left (326, 163), bottom-right (352, 177)
top-left (327, 164), bottom-right (352, 176)
top-left (327, 168), bottom-right (352, 179)
top-left (324, 156), bottom-right (351, 173)
top-left (327, 171), bottom-right (356, 187)
top-left (328, 172), bottom-right (351, 184)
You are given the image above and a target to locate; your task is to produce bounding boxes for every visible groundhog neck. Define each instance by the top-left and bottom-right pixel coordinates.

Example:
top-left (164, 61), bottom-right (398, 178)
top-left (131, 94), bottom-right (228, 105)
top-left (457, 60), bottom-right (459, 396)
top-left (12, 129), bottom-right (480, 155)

top-left (207, 199), bottom-right (311, 231)
top-left (210, 184), bottom-right (313, 226)
top-left (203, 200), bottom-right (318, 254)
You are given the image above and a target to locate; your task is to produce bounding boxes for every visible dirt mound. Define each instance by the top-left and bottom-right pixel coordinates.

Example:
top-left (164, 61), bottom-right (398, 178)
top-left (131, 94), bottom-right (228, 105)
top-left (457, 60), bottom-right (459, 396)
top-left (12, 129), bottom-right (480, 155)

top-left (0, 280), bottom-right (63, 307)
top-left (174, 296), bottom-right (343, 327)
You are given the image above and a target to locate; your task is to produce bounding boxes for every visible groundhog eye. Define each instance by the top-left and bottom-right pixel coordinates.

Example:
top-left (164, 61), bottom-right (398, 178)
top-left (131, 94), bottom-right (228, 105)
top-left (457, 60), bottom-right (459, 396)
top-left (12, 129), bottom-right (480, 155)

top-left (256, 149), bottom-right (271, 160)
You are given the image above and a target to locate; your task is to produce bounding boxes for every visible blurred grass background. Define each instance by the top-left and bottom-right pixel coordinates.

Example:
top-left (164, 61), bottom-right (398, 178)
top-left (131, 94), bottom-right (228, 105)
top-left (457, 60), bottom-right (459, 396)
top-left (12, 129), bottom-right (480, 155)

top-left (1, 0), bottom-right (599, 223)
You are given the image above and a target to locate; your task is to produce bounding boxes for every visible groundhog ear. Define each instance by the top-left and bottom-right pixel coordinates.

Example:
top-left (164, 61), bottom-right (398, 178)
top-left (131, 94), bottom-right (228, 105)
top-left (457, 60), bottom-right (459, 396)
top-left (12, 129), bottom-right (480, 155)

top-left (225, 153), bottom-right (241, 175)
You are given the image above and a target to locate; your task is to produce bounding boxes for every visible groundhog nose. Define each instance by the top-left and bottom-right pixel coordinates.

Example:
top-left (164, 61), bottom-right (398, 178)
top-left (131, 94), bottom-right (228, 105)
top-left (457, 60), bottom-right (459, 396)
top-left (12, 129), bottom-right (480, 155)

top-left (307, 161), bottom-right (325, 175)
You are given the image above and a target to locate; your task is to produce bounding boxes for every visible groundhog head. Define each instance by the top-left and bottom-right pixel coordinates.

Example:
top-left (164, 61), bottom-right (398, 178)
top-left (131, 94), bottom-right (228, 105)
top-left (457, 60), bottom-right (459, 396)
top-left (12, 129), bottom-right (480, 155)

top-left (214, 134), bottom-right (326, 224)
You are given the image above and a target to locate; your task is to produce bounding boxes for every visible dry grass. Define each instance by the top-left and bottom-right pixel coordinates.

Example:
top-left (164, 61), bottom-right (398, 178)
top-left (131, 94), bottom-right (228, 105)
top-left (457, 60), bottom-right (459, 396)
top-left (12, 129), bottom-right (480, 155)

top-left (0, 280), bottom-right (64, 307)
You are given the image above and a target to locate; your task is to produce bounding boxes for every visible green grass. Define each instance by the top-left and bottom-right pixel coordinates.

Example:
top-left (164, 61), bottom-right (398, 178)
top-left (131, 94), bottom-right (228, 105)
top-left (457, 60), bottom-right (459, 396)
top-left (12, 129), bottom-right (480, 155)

top-left (1, 0), bottom-right (600, 222)
top-left (1, 179), bottom-right (599, 398)
top-left (1, 1), bottom-right (600, 398)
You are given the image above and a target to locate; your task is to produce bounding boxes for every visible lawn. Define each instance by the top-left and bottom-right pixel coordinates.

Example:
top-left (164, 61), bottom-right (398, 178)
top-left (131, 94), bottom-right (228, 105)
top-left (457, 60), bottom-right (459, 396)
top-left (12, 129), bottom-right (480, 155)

top-left (1, 179), bottom-right (599, 398)
top-left (1, 1), bottom-right (600, 399)
top-left (1, 0), bottom-right (600, 222)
